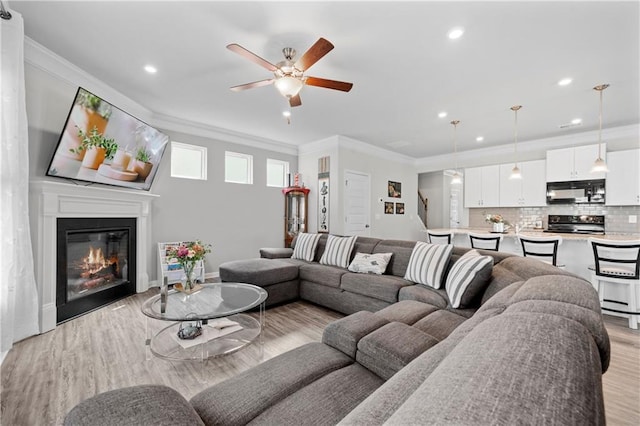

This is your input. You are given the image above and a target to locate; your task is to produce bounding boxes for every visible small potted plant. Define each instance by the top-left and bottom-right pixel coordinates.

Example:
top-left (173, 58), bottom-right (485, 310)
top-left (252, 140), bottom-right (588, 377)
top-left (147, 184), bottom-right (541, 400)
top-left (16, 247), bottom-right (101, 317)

top-left (64, 91), bottom-right (113, 160)
top-left (132, 146), bottom-right (153, 180)
top-left (485, 213), bottom-right (509, 233)
top-left (69, 126), bottom-right (118, 170)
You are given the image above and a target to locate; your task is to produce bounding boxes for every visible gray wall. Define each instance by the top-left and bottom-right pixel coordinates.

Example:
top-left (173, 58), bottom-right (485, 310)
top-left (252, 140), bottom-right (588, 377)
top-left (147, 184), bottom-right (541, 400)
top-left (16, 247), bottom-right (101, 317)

top-left (24, 62), bottom-right (296, 283)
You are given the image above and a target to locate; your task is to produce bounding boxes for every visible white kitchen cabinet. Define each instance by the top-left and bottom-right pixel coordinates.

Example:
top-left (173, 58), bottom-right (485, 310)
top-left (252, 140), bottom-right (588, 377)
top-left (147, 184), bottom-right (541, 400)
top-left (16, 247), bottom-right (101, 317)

top-left (606, 149), bottom-right (640, 206)
top-left (464, 165), bottom-right (500, 208)
top-left (546, 143), bottom-right (606, 182)
top-left (499, 160), bottom-right (546, 207)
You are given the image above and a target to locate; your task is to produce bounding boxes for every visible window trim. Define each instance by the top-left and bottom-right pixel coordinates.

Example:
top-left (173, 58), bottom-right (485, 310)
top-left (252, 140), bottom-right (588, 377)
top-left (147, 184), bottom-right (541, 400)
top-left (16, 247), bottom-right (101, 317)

top-left (170, 141), bottom-right (208, 180)
top-left (266, 158), bottom-right (290, 188)
top-left (225, 151), bottom-right (254, 185)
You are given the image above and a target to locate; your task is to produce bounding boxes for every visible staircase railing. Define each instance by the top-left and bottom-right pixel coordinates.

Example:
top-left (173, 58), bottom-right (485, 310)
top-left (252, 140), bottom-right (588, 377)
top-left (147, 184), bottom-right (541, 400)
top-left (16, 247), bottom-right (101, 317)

top-left (417, 190), bottom-right (428, 228)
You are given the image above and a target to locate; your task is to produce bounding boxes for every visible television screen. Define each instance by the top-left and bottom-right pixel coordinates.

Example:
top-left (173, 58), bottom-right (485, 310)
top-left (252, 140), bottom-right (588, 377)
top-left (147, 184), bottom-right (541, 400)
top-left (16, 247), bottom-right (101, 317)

top-left (46, 87), bottom-right (169, 191)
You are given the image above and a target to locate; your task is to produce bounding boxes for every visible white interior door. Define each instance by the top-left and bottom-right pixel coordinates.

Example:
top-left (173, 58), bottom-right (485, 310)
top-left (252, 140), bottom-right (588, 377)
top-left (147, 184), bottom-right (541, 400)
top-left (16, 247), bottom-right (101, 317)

top-left (344, 171), bottom-right (371, 236)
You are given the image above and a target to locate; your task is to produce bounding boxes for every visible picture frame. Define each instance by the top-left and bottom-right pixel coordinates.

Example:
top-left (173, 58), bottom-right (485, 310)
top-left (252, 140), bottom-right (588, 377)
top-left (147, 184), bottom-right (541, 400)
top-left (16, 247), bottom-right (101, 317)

top-left (395, 202), bottom-right (405, 214)
top-left (384, 202), bottom-right (394, 214)
top-left (388, 181), bottom-right (402, 198)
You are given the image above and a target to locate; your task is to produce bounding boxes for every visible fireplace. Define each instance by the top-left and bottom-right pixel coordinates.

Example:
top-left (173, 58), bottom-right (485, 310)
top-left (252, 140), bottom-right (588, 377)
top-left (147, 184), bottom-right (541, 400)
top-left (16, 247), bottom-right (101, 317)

top-left (56, 218), bottom-right (136, 323)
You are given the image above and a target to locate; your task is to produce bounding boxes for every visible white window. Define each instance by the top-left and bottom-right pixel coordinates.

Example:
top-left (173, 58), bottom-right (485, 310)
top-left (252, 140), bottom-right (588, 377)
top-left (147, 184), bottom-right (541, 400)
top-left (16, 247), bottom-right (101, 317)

top-left (225, 151), bottom-right (253, 184)
top-left (267, 159), bottom-right (290, 188)
top-left (171, 142), bottom-right (207, 180)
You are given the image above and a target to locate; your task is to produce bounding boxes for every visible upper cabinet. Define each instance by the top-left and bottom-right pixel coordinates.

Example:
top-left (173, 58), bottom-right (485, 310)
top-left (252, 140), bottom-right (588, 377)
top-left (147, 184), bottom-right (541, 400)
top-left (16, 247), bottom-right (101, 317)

top-left (546, 143), bottom-right (607, 182)
top-left (606, 149), bottom-right (640, 206)
top-left (499, 160), bottom-right (547, 207)
top-left (464, 165), bottom-right (500, 208)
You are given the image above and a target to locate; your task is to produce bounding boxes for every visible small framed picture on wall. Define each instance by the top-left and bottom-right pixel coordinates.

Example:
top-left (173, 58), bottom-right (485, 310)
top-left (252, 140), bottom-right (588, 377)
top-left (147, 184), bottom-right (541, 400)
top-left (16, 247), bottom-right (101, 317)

top-left (384, 202), bottom-right (394, 214)
top-left (388, 181), bottom-right (402, 198)
top-left (395, 202), bottom-right (405, 214)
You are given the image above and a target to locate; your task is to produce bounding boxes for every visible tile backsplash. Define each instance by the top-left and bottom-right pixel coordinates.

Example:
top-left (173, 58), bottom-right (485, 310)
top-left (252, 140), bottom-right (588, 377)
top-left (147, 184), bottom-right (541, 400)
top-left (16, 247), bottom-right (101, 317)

top-left (469, 205), bottom-right (640, 234)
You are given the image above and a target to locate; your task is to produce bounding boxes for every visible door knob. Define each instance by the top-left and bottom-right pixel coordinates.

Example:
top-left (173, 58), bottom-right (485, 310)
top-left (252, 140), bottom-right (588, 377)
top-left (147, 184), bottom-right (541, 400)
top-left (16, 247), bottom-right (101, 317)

top-left (365, 224), bottom-right (370, 228)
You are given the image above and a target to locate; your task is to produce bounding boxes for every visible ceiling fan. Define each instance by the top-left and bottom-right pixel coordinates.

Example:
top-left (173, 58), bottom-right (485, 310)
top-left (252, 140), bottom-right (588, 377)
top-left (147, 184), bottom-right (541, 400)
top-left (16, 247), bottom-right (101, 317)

top-left (227, 38), bottom-right (353, 107)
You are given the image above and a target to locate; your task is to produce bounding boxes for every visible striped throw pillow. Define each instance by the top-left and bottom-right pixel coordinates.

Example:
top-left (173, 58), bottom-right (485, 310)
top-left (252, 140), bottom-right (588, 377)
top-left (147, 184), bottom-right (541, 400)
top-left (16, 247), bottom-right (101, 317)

top-left (404, 242), bottom-right (453, 289)
top-left (320, 235), bottom-right (358, 268)
top-left (446, 250), bottom-right (494, 308)
top-left (291, 233), bottom-right (322, 262)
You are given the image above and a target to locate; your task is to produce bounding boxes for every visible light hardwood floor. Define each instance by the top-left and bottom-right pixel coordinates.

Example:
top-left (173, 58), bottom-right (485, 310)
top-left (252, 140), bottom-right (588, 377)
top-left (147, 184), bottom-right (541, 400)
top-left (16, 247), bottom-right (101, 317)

top-left (1, 290), bottom-right (638, 425)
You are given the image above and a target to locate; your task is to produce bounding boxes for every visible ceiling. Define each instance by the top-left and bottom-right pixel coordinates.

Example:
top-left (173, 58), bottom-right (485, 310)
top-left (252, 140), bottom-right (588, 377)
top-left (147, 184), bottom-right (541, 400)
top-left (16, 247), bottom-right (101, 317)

top-left (11, 1), bottom-right (640, 158)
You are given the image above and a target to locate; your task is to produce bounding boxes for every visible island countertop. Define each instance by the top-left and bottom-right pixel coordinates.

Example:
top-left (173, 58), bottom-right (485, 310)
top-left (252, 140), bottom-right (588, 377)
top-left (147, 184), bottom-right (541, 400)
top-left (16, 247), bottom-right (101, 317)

top-left (425, 228), bottom-right (640, 241)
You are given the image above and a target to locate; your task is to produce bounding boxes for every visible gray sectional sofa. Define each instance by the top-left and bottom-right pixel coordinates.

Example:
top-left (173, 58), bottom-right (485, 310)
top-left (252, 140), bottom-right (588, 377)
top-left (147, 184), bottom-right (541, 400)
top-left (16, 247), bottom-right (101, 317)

top-left (65, 234), bottom-right (610, 425)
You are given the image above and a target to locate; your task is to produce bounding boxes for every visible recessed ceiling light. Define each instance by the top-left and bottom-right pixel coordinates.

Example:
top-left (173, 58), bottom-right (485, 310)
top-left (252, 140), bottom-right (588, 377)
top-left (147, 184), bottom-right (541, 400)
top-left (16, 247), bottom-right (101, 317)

top-left (476, 136), bottom-right (484, 142)
top-left (448, 27), bottom-right (465, 40)
top-left (144, 65), bottom-right (157, 74)
top-left (282, 111), bottom-right (291, 118)
top-left (438, 111), bottom-right (448, 118)
top-left (558, 77), bottom-right (572, 86)
top-left (571, 118), bottom-right (582, 124)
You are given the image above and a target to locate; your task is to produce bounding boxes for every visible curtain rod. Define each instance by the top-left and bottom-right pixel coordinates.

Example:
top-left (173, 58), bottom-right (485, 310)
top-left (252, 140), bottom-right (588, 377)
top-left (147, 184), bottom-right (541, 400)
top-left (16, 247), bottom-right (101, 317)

top-left (0, 0), bottom-right (12, 20)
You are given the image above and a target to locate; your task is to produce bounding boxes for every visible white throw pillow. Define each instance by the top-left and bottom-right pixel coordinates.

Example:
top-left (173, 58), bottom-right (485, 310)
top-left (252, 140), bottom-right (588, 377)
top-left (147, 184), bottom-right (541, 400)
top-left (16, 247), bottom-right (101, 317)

top-left (445, 250), bottom-right (494, 308)
top-left (404, 242), bottom-right (453, 289)
top-left (291, 233), bottom-right (322, 262)
top-left (320, 235), bottom-right (357, 268)
top-left (348, 252), bottom-right (393, 275)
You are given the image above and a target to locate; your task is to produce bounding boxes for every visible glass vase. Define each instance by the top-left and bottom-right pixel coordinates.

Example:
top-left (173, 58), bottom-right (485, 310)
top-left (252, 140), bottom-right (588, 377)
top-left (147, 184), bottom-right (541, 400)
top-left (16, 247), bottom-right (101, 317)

top-left (182, 262), bottom-right (196, 291)
top-left (492, 222), bottom-right (504, 233)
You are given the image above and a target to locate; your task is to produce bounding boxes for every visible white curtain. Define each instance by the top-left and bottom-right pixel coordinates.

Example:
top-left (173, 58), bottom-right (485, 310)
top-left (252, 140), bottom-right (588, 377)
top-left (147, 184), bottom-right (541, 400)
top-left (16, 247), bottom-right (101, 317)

top-left (1, 9), bottom-right (40, 361)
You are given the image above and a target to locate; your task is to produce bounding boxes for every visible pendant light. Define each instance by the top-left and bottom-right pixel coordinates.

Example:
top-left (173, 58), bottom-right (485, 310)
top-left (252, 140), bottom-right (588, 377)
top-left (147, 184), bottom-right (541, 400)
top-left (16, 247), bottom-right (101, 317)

top-left (509, 105), bottom-right (523, 179)
top-left (450, 120), bottom-right (462, 185)
top-left (591, 84), bottom-right (609, 173)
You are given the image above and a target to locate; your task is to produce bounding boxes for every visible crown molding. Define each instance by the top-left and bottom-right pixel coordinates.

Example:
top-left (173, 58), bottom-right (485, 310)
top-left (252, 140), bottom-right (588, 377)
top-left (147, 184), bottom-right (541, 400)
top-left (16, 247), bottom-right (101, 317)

top-left (23, 36), bottom-right (298, 156)
top-left (297, 136), bottom-right (340, 155)
top-left (151, 113), bottom-right (298, 156)
top-left (298, 135), bottom-right (415, 165)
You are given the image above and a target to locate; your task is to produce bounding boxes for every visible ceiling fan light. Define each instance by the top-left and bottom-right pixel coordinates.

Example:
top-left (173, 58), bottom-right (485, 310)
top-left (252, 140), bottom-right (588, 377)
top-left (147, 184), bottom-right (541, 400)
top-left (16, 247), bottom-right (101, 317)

top-left (274, 76), bottom-right (303, 98)
top-left (509, 165), bottom-right (522, 179)
top-left (591, 157), bottom-right (609, 173)
top-left (450, 171), bottom-right (462, 185)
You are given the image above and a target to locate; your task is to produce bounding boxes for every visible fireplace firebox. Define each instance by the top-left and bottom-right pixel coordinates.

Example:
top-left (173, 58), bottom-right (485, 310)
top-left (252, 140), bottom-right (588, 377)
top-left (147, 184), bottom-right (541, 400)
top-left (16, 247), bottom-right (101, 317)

top-left (56, 218), bottom-right (136, 323)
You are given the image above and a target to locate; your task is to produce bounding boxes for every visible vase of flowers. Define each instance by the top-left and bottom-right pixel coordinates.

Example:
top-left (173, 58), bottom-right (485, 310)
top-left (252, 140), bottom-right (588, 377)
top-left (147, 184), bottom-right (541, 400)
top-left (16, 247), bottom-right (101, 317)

top-left (485, 213), bottom-right (508, 233)
top-left (167, 240), bottom-right (212, 292)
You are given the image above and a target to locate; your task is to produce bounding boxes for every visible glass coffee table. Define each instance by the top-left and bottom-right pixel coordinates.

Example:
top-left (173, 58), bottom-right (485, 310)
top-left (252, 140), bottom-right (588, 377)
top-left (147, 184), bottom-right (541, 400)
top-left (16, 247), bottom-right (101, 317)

top-left (141, 282), bottom-right (267, 361)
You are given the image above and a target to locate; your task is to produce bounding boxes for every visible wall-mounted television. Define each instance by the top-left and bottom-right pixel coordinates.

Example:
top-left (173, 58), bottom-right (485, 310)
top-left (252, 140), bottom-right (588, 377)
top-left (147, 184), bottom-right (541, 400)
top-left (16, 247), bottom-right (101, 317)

top-left (46, 87), bottom-right (169, 191)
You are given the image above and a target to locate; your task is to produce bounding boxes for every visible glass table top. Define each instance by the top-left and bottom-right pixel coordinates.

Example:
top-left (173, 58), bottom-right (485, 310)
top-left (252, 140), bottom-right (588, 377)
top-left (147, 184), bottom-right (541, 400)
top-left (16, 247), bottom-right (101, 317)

top-left (141, 282), bottom-right (267, 321)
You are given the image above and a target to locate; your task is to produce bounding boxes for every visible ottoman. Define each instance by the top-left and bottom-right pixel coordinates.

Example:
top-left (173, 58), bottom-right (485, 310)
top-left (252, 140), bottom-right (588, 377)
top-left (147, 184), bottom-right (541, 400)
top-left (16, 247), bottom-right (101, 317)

top-left (219, 258), bottom-right (299, 307)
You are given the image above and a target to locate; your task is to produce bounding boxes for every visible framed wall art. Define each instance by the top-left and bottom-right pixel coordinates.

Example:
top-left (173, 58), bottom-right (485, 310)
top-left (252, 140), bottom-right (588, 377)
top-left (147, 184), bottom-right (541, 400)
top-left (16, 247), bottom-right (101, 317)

top-left (318, 156), bottom-right (330, 233)
top-left (388, 181), bottom-right (402, 198)
top-left (384, 202), bottom-right (394, 214)
top-left (395, 202), bottom-right (405, 214)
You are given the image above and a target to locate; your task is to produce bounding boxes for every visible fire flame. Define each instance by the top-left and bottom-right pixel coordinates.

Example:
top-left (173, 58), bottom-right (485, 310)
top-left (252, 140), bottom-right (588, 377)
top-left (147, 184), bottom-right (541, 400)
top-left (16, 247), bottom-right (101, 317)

top-left (83, 246), bottom-right (111, 275)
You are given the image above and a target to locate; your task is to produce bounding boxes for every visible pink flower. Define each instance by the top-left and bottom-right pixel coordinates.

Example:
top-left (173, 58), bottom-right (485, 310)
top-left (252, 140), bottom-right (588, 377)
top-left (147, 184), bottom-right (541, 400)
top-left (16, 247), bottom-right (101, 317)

top-left (187, 249), bottom-right (195, 258)
top-left (177, 247), bottom-right (189, 257)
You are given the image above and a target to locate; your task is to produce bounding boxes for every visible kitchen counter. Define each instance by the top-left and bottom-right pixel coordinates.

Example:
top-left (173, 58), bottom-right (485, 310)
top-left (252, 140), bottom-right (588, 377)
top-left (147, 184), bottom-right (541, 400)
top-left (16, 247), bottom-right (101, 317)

top-left (426, 228), bottom-right (640, 241)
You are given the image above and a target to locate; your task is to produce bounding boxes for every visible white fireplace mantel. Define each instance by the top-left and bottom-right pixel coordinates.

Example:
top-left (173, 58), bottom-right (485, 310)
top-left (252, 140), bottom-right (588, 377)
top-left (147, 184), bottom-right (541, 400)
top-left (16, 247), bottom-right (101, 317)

top-left (29, 180), bottom-right (158, 333)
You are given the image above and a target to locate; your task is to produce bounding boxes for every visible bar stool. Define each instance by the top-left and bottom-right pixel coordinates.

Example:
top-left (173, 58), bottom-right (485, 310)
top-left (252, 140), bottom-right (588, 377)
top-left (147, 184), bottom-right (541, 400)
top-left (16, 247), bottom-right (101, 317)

top-left (588, 238), bottom-right (640, 330)
top-left (517, 235), bottom-right (564, 267)
top-left (468, 232), bottom-right (503, 251)
top-left (426, 230), bottom-right (454, 245)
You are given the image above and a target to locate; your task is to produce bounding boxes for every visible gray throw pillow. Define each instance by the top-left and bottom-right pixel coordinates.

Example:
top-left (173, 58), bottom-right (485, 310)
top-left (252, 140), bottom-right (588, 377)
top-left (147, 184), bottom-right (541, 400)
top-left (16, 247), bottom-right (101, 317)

top-left (445, 249), bottom-right (494, 308)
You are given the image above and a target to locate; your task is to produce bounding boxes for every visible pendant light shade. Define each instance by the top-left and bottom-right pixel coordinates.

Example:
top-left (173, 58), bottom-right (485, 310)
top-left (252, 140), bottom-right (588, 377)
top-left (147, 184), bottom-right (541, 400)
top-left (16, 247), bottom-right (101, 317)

top-left (591, 84), bottom-right (609, 173)
top-left (450, 120), bottom-right (462, 185)
top-left (509, 105), bottom-right (523, 180)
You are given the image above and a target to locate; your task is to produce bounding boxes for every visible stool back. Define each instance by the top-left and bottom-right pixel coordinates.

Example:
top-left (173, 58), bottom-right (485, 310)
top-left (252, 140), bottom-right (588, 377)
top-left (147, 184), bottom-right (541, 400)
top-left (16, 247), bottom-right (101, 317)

top-left (589, 238), bottom-right (640, 280)
top-left (468, 232), bottom-right (502, 251)
top-left (426, 230), bottom-right (453, 245)
top-left (518, 235), bottom-right (563, 266)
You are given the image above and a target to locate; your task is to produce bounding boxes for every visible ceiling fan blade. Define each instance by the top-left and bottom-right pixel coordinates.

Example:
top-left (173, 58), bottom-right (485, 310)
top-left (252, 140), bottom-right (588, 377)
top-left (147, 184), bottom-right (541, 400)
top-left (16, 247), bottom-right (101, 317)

top-left (230, 79), bottom-right (274, 92)
top-left (295, 38), bottom-right (334, 71)
top-left (227, 43), bottom-right (278, 72)
top-left (305, 76), bottom-right (353, 92)
top-left (289, 94), bottom-right (302, 107)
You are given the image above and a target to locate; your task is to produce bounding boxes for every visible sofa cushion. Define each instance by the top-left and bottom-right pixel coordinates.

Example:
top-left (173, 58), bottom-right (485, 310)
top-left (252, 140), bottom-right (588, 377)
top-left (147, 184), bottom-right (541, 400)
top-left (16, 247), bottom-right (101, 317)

top-left (299, 263), bottom-right (348, 288)
top-left (356, 322), bottom-right (440, 380)
top-left (64, 385), bottom-right (204, 426)
top-left (219, 259), bottom-right (298, 286)
top-left (340, 273), bottom-right (413, 303)
top-left (292, 232), bottom-right (322, 261)
top-left (412, 309), bottom-right (468, 341)
top-left (445, 249), bottom-right (494, 308)
top-left (398, 284), bottom-right (448, 309)
top-left (348, 252), bottom-right (393, 275)
top-left (249, 364), bottom-right (383, 426)
top-left (323, 311), bottom-right (390, 358)
top-left (372, 239), bottom-right (416, 277)
top-left (404, 242), bottom-right (453, 289)
top-left (320, 235), bottom-right (358, 268)
top-left (374, 300), bottom-right (440, 325)
top-left (259, 247), bottom-right (293, 259)
top-left (191, 342), bottom-right (353, 426)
